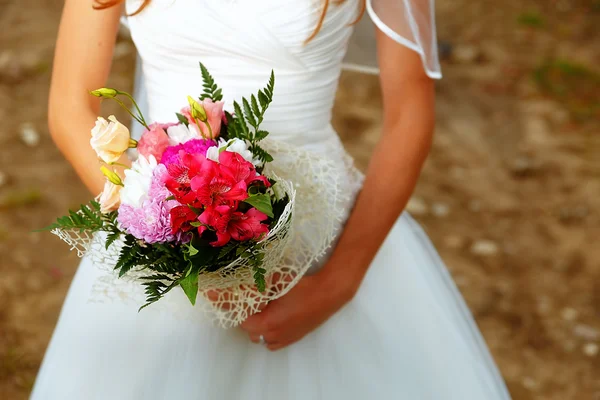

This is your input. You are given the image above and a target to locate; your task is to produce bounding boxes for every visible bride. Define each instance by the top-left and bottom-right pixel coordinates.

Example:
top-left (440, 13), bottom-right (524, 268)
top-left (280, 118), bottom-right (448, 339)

top-left (32, 0), bottom-right (512, 399)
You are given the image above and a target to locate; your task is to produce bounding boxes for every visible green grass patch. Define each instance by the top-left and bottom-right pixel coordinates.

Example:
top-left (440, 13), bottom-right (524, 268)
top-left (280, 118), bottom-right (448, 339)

top-left (534, 60), bottom-right (600, 121)
top-left (517, 12), bottom-right (545, 28)
top-left (0, 189), bottom-right (43, 209)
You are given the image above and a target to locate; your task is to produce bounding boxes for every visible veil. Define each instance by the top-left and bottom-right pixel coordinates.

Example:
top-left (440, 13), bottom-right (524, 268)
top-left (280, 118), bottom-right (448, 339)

top-left (343, 0), bottom-right (442, 79)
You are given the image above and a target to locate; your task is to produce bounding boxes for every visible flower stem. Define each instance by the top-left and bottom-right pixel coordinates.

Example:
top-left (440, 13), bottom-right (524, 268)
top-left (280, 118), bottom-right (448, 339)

top-left (113, 98), bottom-right (148, 129)
top-left (118, 90), bottom-right (149, 129)
top-left (108, 162), bottom-right (130, 169)
top-left (203, 121), bottom-right (214, 139)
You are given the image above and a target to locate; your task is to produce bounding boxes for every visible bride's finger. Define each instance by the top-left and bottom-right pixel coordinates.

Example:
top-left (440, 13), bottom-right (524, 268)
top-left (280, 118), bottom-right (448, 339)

top-left (248, 334), bottom-right (260, 344)
top-left (248, 332), bottom-right (279, 348)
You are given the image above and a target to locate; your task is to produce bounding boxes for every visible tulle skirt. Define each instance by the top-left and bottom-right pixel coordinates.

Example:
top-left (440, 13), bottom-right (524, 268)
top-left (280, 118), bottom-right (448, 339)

top-left (31, 213), bottom-right (511, 399)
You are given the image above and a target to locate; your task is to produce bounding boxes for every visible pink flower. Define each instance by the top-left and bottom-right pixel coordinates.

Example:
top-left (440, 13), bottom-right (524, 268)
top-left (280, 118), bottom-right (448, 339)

top-left (160, 138), bottom-right (216, 167)
top-left (165, 153), bottom-right (211, 207)
top-left (198, 205), bottom-right (234, 247)
top-left (219, 151), bottom-right (270, 187)
top-left (189, 157), bottom-right (249, 207)
top-left (117, 164), bottom-right (182, 243)
top-left (180, 99), bottom-right (224, 139)
top-left (137, 123), bottom-right (171, 161)
top-left (198, 206), bottom-right (269, 247)
top-left (228, 208), bottom-right (269, 242)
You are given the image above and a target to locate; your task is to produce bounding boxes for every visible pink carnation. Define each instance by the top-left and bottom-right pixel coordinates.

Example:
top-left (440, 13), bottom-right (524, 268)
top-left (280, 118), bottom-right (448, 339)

top-left (160, 138), bottom-right (216, 167)
top-left (137, 123), bottom-right (173, 161)
top-left (117, 164), bottom-right (188, 243)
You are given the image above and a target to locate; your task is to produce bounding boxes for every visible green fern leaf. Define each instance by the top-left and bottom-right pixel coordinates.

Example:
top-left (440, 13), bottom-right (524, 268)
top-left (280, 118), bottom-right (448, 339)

top-left (242, 97), bottom-right (257, 129)
top-left (233, 101), bottom-right (250, 138)
top-left (198, 62), bottom-right (223, 101)
top-left (105, 230), bottom-right (121, 250)
top-left (254, 130), bottom-right (269, 141)
top-left (257, 90), bottom-right (268, 108)
top-left (218, 242), bottom-right (238, 259)
top-left (267, 70), bottom-right (275, 97)
top-left (251, 95), bottom-right (261, 120)
top-left (253, 265), bottom-right (267, 292)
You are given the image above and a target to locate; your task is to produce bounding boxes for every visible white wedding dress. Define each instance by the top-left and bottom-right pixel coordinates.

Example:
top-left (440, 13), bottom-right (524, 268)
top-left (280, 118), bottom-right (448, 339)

top-left (31, 0), bottom-right (512, 399)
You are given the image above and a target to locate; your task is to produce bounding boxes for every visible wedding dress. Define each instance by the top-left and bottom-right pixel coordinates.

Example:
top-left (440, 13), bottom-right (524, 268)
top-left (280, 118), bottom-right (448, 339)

top-left (31, 0), bottom-right (512, 398)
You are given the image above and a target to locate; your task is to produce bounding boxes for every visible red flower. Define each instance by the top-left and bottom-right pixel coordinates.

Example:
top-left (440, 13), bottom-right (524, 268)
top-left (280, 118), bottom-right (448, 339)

top-left (169, 205), bottom-right (198, 234)
top-left (198, 205), bottom-right (233, 247)
top-left (164, 146), bottom-right (272, 244)
top-left (189, 153), bottom-right (253, 207)
top-left (190, 174), bottom-right (248, 207)
top-left (228, 208), bottom-right (269, 242)
top-left (219, 151), bottom-right (271, 187)
top-left (165, 153), bottom-right (217, 207)
top-left (198, 206), bottom-right (269, 247)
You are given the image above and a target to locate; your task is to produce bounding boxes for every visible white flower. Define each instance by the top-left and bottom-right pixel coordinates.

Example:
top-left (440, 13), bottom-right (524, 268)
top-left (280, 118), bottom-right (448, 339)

top-left (99, 180), bottom-right (122, 214)
top-left (120, 155), bottom-right (157, 208)
top-left (206, 138), bottom-right (261, 166)
top-left (90, 115), bottom-right (131, 164)
top-left (166, 124), bottom-right (200, 145)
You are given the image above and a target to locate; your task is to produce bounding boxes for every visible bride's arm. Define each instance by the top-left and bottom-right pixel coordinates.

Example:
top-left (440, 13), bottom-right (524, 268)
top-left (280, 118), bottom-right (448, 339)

top-left (240, 32), bottom-right (435, 350)
top-left (320, 30), bottom-right (435, 295)
top-left (49, 0), bottom-right (125, 194)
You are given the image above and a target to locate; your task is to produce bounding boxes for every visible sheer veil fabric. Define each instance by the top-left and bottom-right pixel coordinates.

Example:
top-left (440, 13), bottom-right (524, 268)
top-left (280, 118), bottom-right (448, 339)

top-left (343, 0), bottom-right (441, 79)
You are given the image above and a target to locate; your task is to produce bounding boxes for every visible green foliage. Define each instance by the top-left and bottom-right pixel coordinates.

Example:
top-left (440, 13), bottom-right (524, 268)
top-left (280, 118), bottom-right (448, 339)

top-left (244, 193), bottom-right (274, 218)
top-left (139, 275), bottom-right (182, 311)
top-left (229, 243), bottom-right (266, 292)
top-left (199, 62), bottom-right (223, 102)
top-left (179, 264), bottom-right (200, 305)
top-left (114, 235), bottom-right (143, 277)
top-left (105, 230), bottom-right (121, 250)
top-left (175, 112), bottom-right (189, 126)
top-left (40, 200), bottom-right (104, 232)
top-left (218, 241), bottom-right (238, 259)
top-left (225, 70), bottom-right (275, 164)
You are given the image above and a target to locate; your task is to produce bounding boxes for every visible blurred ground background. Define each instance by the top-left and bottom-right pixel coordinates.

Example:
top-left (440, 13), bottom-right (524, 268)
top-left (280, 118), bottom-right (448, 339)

top-left (1, 0), bottom-right (599, 399)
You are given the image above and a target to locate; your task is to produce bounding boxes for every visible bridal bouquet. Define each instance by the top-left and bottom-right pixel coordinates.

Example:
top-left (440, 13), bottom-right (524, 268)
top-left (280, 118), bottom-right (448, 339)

top-left (44, 64), bottom-right (296, 315)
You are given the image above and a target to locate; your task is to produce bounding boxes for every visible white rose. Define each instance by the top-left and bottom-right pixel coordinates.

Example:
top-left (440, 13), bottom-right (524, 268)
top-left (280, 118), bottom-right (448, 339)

top-left (206, 138), bottom-right (261, 166)
top-left (166, 124), bottom-right (200, 145)
top-left (90, 115), bottom-right (131, 164)
top-left (120, 155), bottom-right (157, 208)
top-left (99, 180), bottom-right (122, 214)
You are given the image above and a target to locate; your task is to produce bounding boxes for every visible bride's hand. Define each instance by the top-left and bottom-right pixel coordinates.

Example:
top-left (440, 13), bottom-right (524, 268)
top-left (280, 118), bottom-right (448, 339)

top-left (239, 270), bottom-right (355, 351)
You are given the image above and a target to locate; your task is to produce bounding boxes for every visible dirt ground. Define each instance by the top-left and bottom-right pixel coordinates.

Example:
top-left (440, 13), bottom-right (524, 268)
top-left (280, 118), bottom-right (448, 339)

top-left (1, 1), bottom-right (599, 399)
